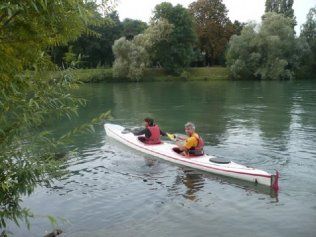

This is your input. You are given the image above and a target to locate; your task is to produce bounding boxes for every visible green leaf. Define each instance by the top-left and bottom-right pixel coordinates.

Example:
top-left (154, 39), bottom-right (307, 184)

top-left (47, 215), bottom-right (57, 226)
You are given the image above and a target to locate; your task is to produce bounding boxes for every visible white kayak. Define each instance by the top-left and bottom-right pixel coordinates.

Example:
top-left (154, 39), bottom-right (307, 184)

top-left (104, 123), bottom-right (279, 190)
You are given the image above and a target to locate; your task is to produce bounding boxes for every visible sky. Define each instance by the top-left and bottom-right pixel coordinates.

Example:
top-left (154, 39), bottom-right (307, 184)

top-left (115, 0), bottom-right (316, 34)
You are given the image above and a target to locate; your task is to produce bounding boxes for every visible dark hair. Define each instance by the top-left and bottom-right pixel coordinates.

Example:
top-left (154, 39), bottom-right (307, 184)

top-left (144, 117), bottom-right (154, 126)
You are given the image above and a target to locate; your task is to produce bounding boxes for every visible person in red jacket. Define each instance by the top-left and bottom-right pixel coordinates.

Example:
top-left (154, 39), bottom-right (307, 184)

top-left (134, 118), bottom-right (166, 144)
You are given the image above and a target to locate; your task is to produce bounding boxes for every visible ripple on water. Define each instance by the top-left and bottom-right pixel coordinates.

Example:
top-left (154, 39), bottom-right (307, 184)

top-left (8, 81), bottom-right (316, 237)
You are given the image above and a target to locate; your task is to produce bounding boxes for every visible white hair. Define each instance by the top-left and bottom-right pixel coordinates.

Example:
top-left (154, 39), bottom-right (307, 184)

top-left (185, 122), bottom-right (195, 130)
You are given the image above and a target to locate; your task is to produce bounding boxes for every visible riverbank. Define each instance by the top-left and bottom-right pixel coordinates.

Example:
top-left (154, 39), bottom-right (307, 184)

top-left (72, 67), bottom-right (230, 82)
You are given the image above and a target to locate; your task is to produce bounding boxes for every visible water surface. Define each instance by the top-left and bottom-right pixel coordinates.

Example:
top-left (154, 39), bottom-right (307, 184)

top-left (9, 80), bottom-right (316, 237)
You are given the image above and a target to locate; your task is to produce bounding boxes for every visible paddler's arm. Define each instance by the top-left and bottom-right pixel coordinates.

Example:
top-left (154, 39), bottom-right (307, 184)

top-left (176, 135), bottom-right (186, 141)
top-left (133, 128), bottom-right (146, 136)
top-left (133, 128), bottom-right (151, 138)
top-left (160, 129), bottom-right (167, 136)
top-left (176, 140), bottom-right (188, 152)
top-left (176, 137), bottom-right (195, 151)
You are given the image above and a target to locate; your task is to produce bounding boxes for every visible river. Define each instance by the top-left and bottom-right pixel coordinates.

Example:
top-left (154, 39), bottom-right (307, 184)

top-left (9, 80), bottom-right (316, 237)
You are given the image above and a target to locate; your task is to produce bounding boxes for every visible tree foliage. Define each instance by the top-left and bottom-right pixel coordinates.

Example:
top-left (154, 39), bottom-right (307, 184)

top-left (0, 0), bottom-right (110, 229)
top-left (70, 11), bottom-right (123, 68)
top-left (69, 15), bottom-right (148, 68)
top-left (299, 6), bottom-right (316, 78)
top-left (189, 0), bottom-right (240, 66)
top-left (122, 18), bottom-right (148, 38)
top-left (264, 0), bottom-right (296, 27)
top-left (112, 19), bottom-right (173, 80)
top-left (265, 0), bottom-right (294, 18)
top-left (226, 12), bottom-right (306, 80)
top-left (151, 2), bottom-right (197, 74)
top-left (301, 7), bottom-right (316, 43)
top-left (49, 12), bottom-right (148, 69)
top-left (50, 10), bottom-right (122, 68)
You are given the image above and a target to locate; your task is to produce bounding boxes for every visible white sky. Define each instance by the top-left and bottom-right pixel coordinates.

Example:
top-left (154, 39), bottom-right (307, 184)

top-left (116, 0), bottom-right (316, 34)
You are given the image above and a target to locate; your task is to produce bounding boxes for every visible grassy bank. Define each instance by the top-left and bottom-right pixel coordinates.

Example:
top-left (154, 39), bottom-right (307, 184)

top-left (71, 68), bottom-right (113, 82)
top-left (72, 67), bottom-right (230, 83)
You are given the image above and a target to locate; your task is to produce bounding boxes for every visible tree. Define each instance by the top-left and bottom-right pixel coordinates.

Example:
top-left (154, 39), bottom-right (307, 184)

top-left (265, 0), bottom-right (280, 13)
top-left (280, 0), bottom-right (294, 19)
top-left (70, 14), bottom-right (149, 68)
top-left (301, 7), bottom-right (316, 42)
top-left (112, 19), bottom-right (173, 80)
top-left (122, 18), bottom-right (148, 39)
top-left (151, 2), bottom-right (197, 74)
top-left (49, 12), bottom-right (149, 69)
top-left (232, 20), bottom-right (245, 36)
top-left (50, 9), bottom-right (124, 68)
top-left (299, 7), bottom-right (316, 78)
top-left (226, 13), bottom-right (305, 80)
top-left (264, 0), bottom-right (296, 27)
top-left (0, 0), bottom-right (110, 229)
top-left (189, 0), bottom-right (238, 66)
top-left (225, 23), bottom-right (260, 79)
top-left (70, 10), bottom-right (124, 68)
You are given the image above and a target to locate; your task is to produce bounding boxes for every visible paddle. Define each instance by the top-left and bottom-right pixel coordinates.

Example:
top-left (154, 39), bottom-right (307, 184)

top-left (166, 133), bottom-right (176, 141)
top-left (166, 133), bottom-right (187, 141)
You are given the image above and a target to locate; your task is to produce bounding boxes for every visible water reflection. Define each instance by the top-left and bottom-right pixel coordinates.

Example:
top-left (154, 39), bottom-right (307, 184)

top-left (143, 157), bottom-right (158, 167)
top-left (107, 81), bottom-right (316, 153)
top-left (202, 172), bottom-right (279, 201)
top-left (8, 80), bottom-right (316, 237)
top-left (168, 169), bottom-right (205, 201)
top-left (181, 169), bottom-right (205, 201)
top-left (165, 166), bottom-right (279, 203)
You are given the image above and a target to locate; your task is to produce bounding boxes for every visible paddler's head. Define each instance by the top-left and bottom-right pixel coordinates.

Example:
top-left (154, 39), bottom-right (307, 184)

top-left (144, 117), bottom-right (154, 127)
top-left (184, 122), bottom-right (195, 136)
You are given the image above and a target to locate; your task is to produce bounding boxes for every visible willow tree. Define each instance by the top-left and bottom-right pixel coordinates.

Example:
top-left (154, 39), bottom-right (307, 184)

top-left (112, 19), bottom-right (173, 80)
top-left (0, 0), bottom-right (110, 229)
top-left (226, 12), bottom-right (306, 80)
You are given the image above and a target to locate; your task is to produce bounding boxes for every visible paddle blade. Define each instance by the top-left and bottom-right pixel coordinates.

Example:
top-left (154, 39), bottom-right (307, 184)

top-left (167, 133), bottom-right (176, 141)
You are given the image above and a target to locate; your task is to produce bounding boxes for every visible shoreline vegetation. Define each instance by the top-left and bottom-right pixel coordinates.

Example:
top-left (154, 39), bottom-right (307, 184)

top-left (1, 0), bottom-right (315, 234)
top-left (67, 67), bottom-right (230, 83)
top-left (56, 66), bottom-right (315, 83)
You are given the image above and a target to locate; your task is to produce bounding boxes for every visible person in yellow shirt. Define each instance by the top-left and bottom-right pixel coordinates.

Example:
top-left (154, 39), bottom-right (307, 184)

top-left (173, 122), bottom-right (204, 157)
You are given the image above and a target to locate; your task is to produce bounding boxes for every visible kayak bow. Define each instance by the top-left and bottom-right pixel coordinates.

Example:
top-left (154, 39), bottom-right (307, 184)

top-left (104, 123), bottom-right (279, 190)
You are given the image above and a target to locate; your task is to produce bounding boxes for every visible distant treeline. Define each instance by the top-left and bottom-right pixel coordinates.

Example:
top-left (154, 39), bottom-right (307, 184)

top-left (49, 1), bottom-right (243, 70)
top-left (48, 0), bottom-right (316, 80)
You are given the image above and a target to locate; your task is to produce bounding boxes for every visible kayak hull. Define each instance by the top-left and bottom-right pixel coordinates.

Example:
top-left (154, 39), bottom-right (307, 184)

top-left (104, 123), bottom-right (279, 189)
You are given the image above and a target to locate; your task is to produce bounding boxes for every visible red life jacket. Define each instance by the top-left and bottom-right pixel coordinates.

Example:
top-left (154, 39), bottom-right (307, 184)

top-left (145, 124), bottom-right (161, 144)
top-left (191, 133), bottom-right (204, 151)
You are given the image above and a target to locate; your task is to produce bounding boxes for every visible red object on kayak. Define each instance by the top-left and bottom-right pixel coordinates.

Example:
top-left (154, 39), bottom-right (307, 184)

top-left (272, 170), bottom-right (279, 192)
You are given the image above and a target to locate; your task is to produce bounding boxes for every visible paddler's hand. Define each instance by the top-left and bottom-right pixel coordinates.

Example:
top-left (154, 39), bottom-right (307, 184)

top-left (167, 133), bottom-right (176, 141)
top-left (176, 140), bottom-right (183, 147)
top-left (175, 135), bottom-right (186, 141)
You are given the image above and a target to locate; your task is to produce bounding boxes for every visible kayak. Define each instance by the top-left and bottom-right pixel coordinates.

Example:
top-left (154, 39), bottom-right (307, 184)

top-left (104, 123), bottom-right (279, 190)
